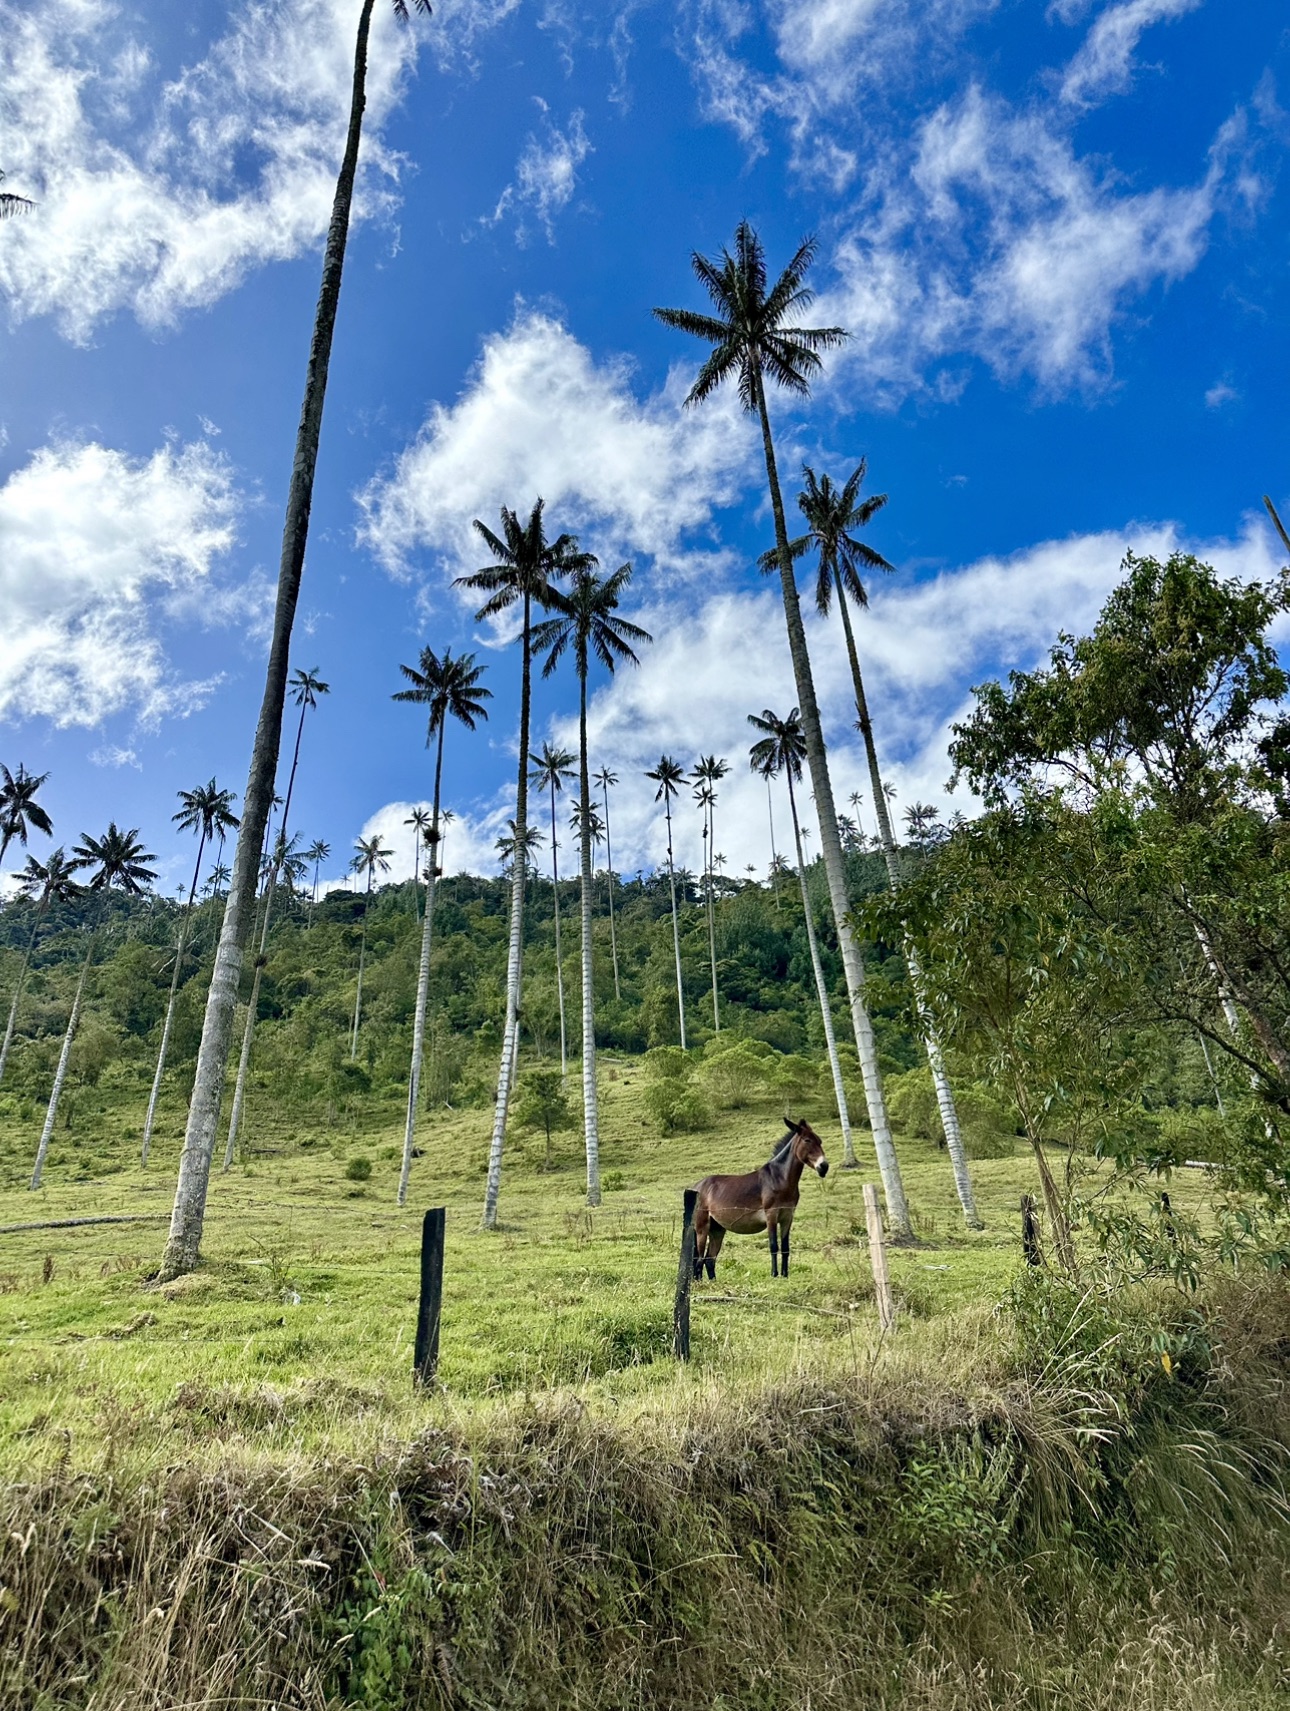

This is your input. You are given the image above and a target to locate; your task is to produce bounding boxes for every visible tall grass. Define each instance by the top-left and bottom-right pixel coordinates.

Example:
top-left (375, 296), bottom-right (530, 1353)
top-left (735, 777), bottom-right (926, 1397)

top-left (2, 1275), bottom-right (1287, 1711)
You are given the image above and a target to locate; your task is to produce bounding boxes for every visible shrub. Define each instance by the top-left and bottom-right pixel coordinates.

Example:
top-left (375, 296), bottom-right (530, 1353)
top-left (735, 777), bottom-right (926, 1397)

top-left (642, 1047), bottom-right (711, 1135)
top-left (696, 1039), bottom-right (774, 1109)
top-left (344, 1156), bottom-right (372, 1182)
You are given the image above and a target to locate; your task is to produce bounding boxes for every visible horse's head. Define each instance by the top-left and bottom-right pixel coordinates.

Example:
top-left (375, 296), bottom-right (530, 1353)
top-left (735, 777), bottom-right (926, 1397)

top-left (784, 1116), bottom-right (829, 1177)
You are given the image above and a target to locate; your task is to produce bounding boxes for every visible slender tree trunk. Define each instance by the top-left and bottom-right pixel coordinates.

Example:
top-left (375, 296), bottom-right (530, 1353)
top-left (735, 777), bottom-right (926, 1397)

top-left (664, 795), bottom-right (687, 1049)
top-left (482, 592), bottom-right (532, 1229)
top-left (549, 780), bottom-right (568, 1081)
top-left (754, 369), bottom-right (911, 1238)
top-left (766, 777), bottom-right (781, 909)
top-left (0, 910), bottom-right (43, 1087)
top-left (786, 771), bottom-right (857, 1166)
top-left (350, 875), bottom-right (373, 1059)
top-left (159, 0), bottom-right (376, 1280)
top-left (834, 581), bottom-right (981, 1225)
top-left (141, 831), bottom-right (207, 1165)
top-left (705, 801), bottom-right (721, 1032)
top-left (578, 677), bottom-right (601, 1205)
top-left (30, 940), bottom-right (93, 1190)
top-left (601, 778), bottom-right (621, 1002)
top-left (399, 722), bottom-right (446, 1205)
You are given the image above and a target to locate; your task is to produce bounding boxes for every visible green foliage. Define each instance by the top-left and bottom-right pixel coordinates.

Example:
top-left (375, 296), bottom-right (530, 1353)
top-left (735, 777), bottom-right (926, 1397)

top-left (886, 1066), bottom-right (1018, 1158)
top-left (696, 1037), bottom-right (774, 1108)
top-left (344, 1156), bottom-right (372, 1182)
top-left (641, 1046), bottom-right (711, 1134)
top-left (512, 1067), bottom-right (576, 1167)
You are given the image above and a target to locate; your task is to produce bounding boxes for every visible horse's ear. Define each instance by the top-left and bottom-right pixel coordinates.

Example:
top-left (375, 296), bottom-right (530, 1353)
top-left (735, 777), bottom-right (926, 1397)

top-left (784, 1116), bottom-right (799, 1133)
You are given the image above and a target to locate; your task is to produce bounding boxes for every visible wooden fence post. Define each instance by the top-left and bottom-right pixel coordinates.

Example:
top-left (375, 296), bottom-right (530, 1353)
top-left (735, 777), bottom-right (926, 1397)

top-left (414, 1207), bottom-right (445, 1386)
top-left (863, 1184), bottom-right (896, 1334)
top-left (1020, 1194), bottom-right (1042, 1267)
top-left (673, 1188), bottom-right (697, 1361)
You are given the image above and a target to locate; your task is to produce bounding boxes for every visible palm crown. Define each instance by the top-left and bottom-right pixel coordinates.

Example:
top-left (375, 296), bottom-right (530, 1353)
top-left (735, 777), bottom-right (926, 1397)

top-left (19, 848), bottom-right (83, 909)
top-left (456, 501), bottom-right (595, 622)
top-left (530, 742), bottom-right (576, 796)
top-left (531, 564), bottom-right (651, 683)
top-left (351, 836), bottom-right (393, 887)
top-left (72, 824), bottom-right (158, 893)
top-left (646, 755), bottom-right (686, 803)
top-left (748, 707), bottom-right (806, 783)
top-left (0, 764), bottom-right (54, 862)
top-left (653, 221), bottom-right (846, 414)
top-left (173, 780), bottom-right (240, 845)
top-left (769, 462), bottom-right (894, 614)
top-left (393, 646), bottom-right (492, 742)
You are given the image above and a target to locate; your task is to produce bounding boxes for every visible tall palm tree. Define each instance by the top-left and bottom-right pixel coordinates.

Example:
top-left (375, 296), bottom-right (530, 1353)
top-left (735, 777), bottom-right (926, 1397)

top-left (534, 564), bottom-right (650, 1206)
top-left (0, 850), bottom-right (83, 1087)
top-left (141, 781), bottom-right (239, 1166)
top-left (692, 754), bottom-right (730, 1033)
top-left (305, 839), bottom-right (330, 917)
top-left (224, 674), bottom-right (329, 1173)
top-left (349, 835), bottom-right (392, 1061)
top-left (404, 808), bottom-right (431, 913)
top-left (750, 709), bottom-right (858, 1168)
top-left (392, 645), bottom-right (491, 1206)
top-left (594, 767), bottom-right (622, 1001)
top-left (32, 826), bottom-right (156, 1190)
top-left (205, 861), bottom-right (231, 900)
top-left (781, 462), bottom-right (982, 1227)
top-left (530, 742), bottom-right (576, 1081)
top-left (645, 755), bottom-right (688, 1050)
top-left (455, 501), bottom-right (593, 1230)
top-left (160, 0), bottom-right (431, 1281)
top-left (0, 764), bottom-right (53, 871)
top-left (655, 221), bottom-right (911, 1237)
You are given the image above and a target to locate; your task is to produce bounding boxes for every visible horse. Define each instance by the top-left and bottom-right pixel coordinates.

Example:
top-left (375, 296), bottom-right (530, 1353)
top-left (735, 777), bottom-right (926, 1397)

top-left (692, 1117), bottom-right (829, 1280)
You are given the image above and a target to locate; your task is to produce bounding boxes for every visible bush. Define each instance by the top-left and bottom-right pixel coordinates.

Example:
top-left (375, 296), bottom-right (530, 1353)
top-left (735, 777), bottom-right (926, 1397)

top-left (642, 1046), bottom-right (711, 1135)
top-left (696, 1039), bottom-right (774, 1109)
top-left (886, 1066), bottom-right (1017, 1157)
top-left (344, 1156), bottom-right (372, 1182)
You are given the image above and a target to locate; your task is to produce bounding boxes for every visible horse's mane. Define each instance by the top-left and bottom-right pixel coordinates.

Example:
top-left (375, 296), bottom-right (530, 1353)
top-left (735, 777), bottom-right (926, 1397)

top-left (766, 1133), bottom-right (795, 1167)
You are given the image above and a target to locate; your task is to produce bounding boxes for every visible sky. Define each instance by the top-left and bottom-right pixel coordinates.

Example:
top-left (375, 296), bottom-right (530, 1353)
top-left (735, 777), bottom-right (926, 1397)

top-left (1, 0), bottom-right (1288, 900)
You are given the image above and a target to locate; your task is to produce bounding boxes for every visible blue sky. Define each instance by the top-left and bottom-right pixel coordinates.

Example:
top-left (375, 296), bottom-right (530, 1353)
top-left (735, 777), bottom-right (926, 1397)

top-left (1, 0), bottom-right (1287, 898)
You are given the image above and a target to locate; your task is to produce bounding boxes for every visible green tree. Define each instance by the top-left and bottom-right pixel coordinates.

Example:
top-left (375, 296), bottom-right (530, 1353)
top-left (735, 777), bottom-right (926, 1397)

top-left (349, 835), bottom-right (393, 1061)
top-left (655, 221), bottom-right (911, 1236)
top-left (0, 764), bottom-right (53, 871)
top-left (645, 756), bottom-right (689, 1051)
top-left (32, 826), bottom-right (156, 1189)
top-left (455, 501), bottom-right (594, 1230)
top-left (533, 564), bottom-right (650, 1206)
top-left (530, 741), bottom-right (576, 1080)
top-left (692, 754), bottom-right (730, 1034)
top-left (0, 849), bottom-right (83, 1086)
top-left (141, 780), bottom-right (239, 1165)
top-left (749, 708), bottom-right (858, 1167)
top-left (512, 1066), bottom-right (575, 1171)
top-left (594, 767), bottom-right (622, 1001)
top-left (305, 840), bottom-right (330, 915)
top-left (392, 645), bottom-right (491, 1205)
top-left (160, 0), bottom-right (432, 1283)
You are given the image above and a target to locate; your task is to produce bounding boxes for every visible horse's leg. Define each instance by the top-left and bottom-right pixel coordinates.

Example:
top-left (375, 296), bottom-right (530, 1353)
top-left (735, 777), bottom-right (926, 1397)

top-left (767, 1211), bottom-right (779, 1278)
top-left (780, 1209), bottom-right (795, 1277)
top-left (693, 1204), bottom-right (710, 1280)
top-left (705, 1221), bottom-right (725, 1281)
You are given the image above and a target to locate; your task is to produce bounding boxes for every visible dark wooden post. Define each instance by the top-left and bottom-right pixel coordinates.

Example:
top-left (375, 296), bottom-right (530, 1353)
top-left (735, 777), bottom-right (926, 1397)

top-left (1020, 1194), bottom-right (1042, 1267)
top-left (673, 1188), bottom-right (697, 1361)
top-left (1160, 1190), bottom-right (1178, 1247)
top-left (414, 1207), bottom-right (445, 1385)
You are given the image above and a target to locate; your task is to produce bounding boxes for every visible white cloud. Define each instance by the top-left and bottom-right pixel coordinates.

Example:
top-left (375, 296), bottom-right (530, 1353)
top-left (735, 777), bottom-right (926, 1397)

top-left (0, 436), bottom-right (251, 728)
top-left (357, 311), bottom-right (756, 586)
top-left (0, 0), bottom-right (513, 341)
top-left (351, 798), bottom-right (514, 884)
top-left (488, 105), bottom-right (593, 242)
top-left (1205, 378), bottom-right (1238, 408)
top-left (89, 744), bottom-right (142, 768)
top-left (1059, 0), bottom-right (1202, 109)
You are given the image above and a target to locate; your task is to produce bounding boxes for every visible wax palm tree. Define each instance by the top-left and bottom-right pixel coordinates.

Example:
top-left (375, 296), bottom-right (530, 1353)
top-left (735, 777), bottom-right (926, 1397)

top-left (32, 826), bottom-right (156, 1189)
top-left (692, 754), bottom-right (730, 1033)
top-left (534, 563), bottom-right (650, 1206)
top-left (655, 221), bottom-right (910, 1237)
top-left (645, 755), bottom-right (688, 1050)
top-left (305, 839), bottom-right (330, 917)
top-left (349, 835), bottom-right (392, 1060)
top-left (161, 0), bottom-right (432, 1281)
top-left (749, 709), bottom-right (858, 1168)
top-left (404, 808), bottom-right (431, 912)
top-left (224, 673), bottom-right (329, 1173)
top-left (0, 765), bottom-right (53, 871)
top-left (0, 173), bottom-right (33, 218)
top-left (594, 767), bottom-right (622, 1001)
top-left (529, 742), bottom-right (576, 1081)
top-left (205, 861), bottom-right (231, 899)
top-left (782, 462), bottom-right (981, 1227)
top-left (274, 832), bottom-right (309, 892)
top-left (392, 645), bottom-right (491, 1206)
top-left (455, 501), bottom-right (594, 1230)
top-left (141, 781), bottom-right (239, 1165)
top-left (0, 850), bottom-right (82, 1087)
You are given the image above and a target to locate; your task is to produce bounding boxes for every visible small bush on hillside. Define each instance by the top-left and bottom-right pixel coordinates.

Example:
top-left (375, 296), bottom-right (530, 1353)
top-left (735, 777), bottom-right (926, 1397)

top-left (344, 1156), bottom-right (372, 1182)
top-left (642, 1046), bottom-right (711, 1135)
top-left (697, 1039), bottom-right (774, 1109)
top-left (886, 1066), bottom-right (1017, 1157)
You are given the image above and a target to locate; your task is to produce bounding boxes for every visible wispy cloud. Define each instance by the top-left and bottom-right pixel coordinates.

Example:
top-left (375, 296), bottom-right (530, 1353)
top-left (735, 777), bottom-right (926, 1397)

top-left (487, 104), bottom-right (593, 243)
top-left (1058, 0), bottom-right (1203, 109)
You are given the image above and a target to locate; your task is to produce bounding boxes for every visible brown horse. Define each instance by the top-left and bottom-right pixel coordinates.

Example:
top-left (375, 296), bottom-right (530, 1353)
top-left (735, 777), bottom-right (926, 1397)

top-left (693, 1117), bottom-right (829, 1280)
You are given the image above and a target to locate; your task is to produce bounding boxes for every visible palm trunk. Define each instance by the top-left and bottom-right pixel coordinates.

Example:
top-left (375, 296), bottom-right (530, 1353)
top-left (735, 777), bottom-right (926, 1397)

top-left (766, 777), bottom-right (781, 908)
top-left (482, 592), bottom-right (532, 1229)
top-left (601, 778), bottom-right (621, 1002)
top-left (578, 675), bottom-right (601, 1206)
top-left (664, 795), bottom-right (687, 1049)
top-left (141, 830), bottom-right (207, 1165)
top-left (705, 802), bottom-right (720, 1032)
top-left (399, 721), bottom-right (446, 1205)
top-left (159, 0), bottom-right (376, 1280)
top-left (0, 909), bottom-right (43, 1087)
top-left (549, 780), bottom-right (568, 1081)
top-left (350, 875), bottom-right (373, 1059)
top-left (834, 580), bottom-right (982, 1227)
top-left (786, 771), bottom-right (857, 1167)
top-left (754, 369), bottom-right (911, 1238)
top-left (30, 939), bottom-right (93, 1190)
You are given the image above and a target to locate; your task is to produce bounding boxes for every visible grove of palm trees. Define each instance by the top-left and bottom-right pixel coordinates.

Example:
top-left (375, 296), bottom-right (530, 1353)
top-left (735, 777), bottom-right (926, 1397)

top-left (2, 4), bottom-right (1288, 1706)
